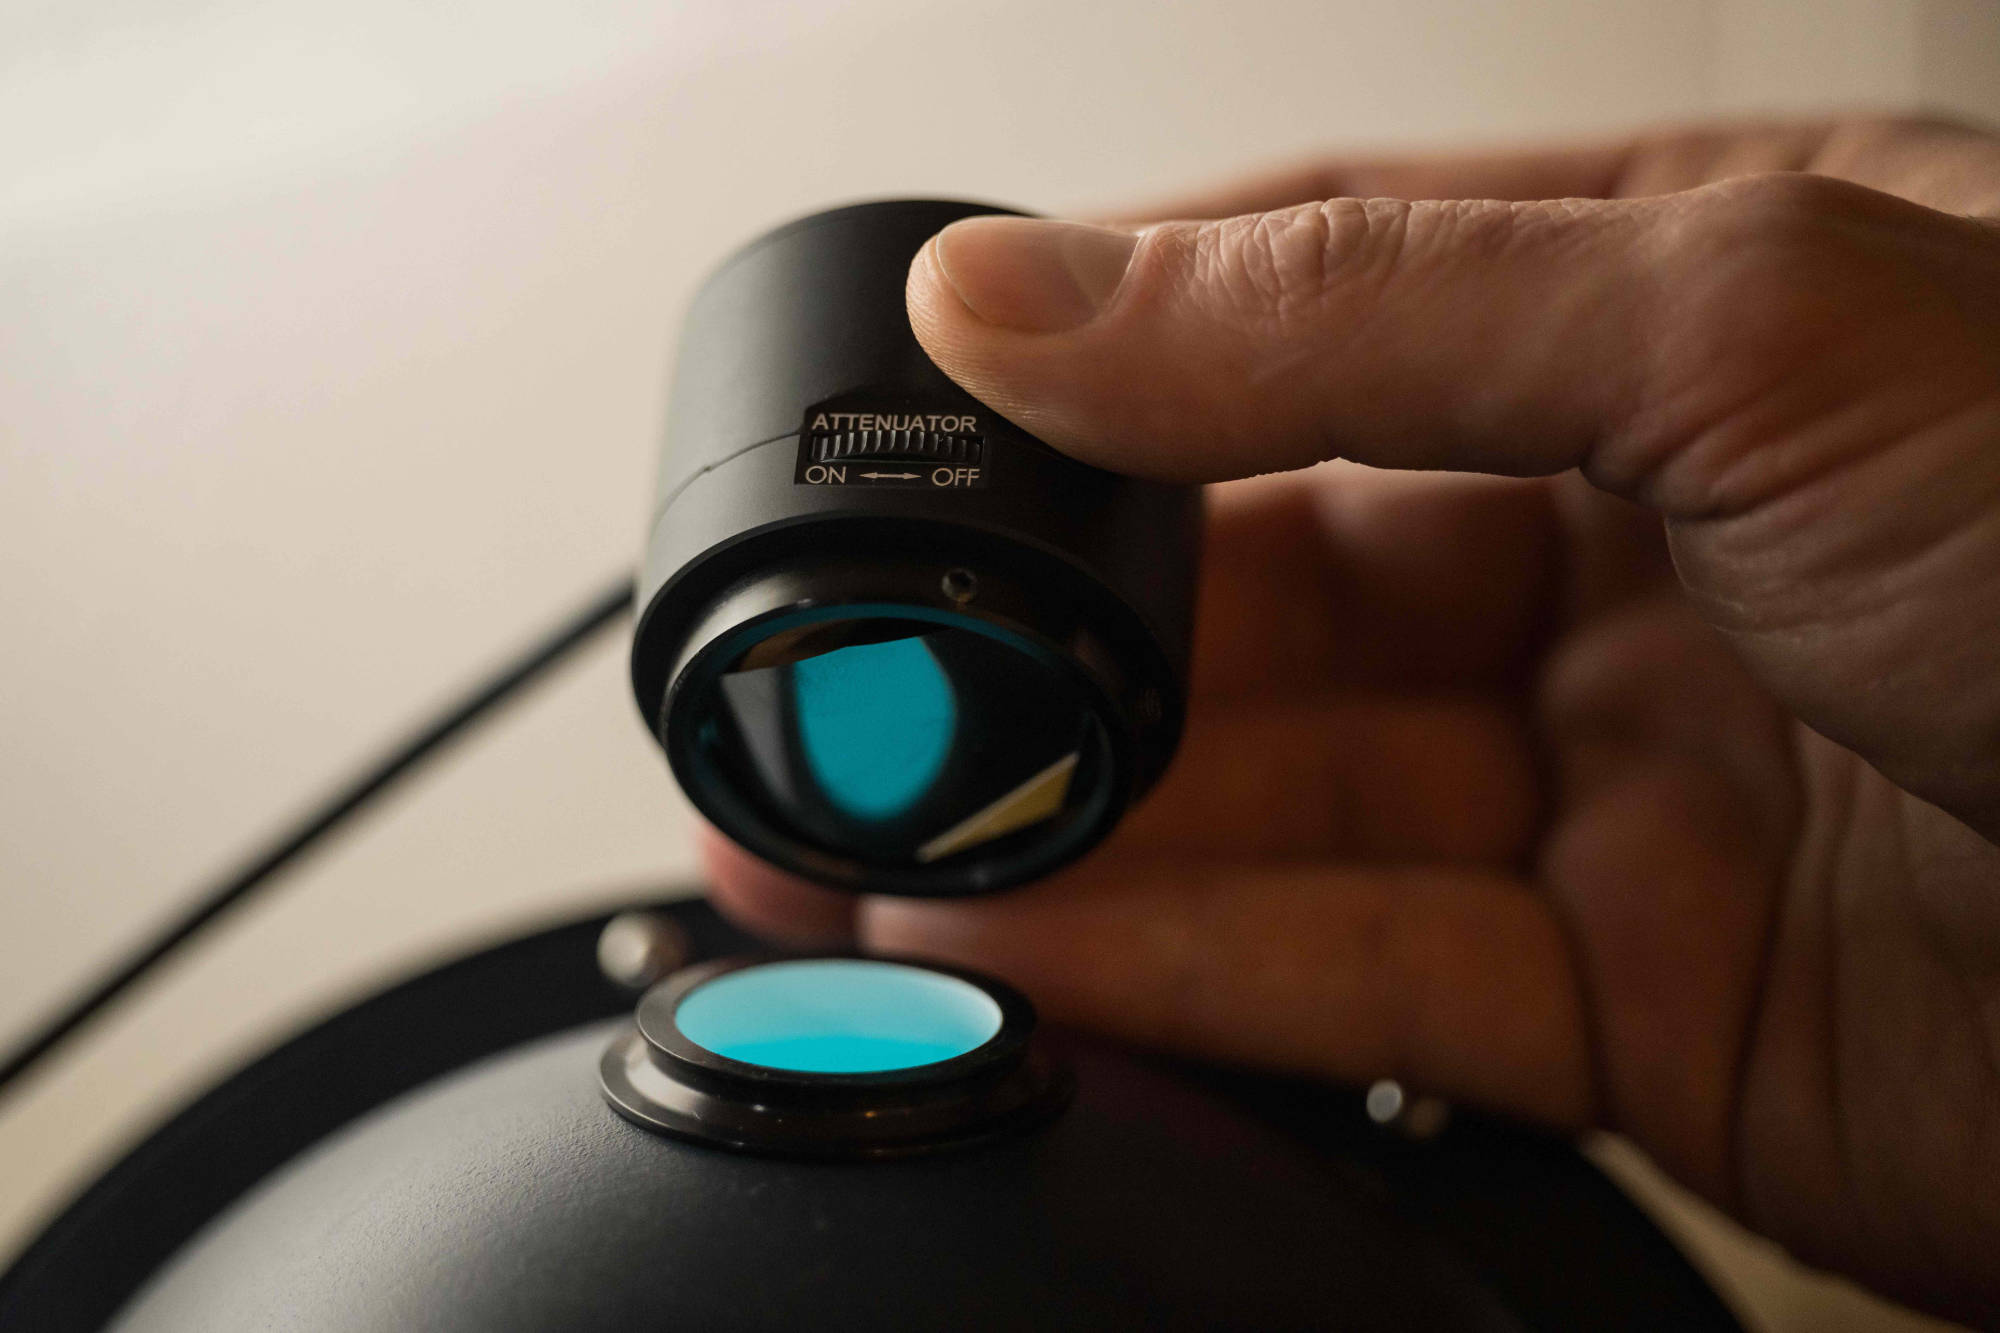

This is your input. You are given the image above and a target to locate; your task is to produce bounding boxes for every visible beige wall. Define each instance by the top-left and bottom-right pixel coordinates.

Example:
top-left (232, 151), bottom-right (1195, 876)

top-left (1, 1), bottom-right (1992, 1327)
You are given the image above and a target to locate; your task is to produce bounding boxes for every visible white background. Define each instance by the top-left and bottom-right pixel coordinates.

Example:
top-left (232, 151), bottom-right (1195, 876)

top-left (3, 1), bottom-right (1996, 1327)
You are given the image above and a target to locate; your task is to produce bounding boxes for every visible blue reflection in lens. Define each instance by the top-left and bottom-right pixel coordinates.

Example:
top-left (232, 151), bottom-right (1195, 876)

top-left (792, 636), bottom-right (955, 820)
top-left (675, 959), bottom-right (1003, 1073)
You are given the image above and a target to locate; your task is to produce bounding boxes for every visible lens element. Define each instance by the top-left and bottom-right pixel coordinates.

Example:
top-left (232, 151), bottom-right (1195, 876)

top-left (701, 619), bottom-right (1108, 880)
top-left (673, 958), bottom-right (1003, 1073)
top-left (787, 635), bottom-right (957, 821)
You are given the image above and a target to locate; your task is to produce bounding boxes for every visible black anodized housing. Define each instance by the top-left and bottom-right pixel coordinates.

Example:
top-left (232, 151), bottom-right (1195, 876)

top-left (632, 200), bottom-right (1200, 895)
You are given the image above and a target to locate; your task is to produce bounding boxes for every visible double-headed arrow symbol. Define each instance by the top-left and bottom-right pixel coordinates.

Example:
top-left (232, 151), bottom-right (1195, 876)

top-left (858, 471), bottom-right (923, 480)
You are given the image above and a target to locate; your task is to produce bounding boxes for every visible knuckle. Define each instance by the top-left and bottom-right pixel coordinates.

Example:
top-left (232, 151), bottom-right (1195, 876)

top-left (1646, 174), bottom-right (1879, 382)
top-left (1620, 168), bottom-right (1997, 517)
top-left (1718, 170), bottom-right (1856, 228)
top-left (1669, 172), bottom-right (1867, 294)
top-left (1182, 196), bottom-right (1538, 334)
top-left (1538, 598), bottom-right (1712, 738)
top-left (1186, 198), bottom-right (1402, 330)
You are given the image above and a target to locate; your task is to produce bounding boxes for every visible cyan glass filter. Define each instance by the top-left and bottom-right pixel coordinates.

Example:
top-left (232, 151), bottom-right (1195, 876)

top-left (710, 621), bottom-right (1099, 873)
top-left (601, 953), bottom-right (1070, 1156)
top-left (673, 958), bottom-right (1004, 1073)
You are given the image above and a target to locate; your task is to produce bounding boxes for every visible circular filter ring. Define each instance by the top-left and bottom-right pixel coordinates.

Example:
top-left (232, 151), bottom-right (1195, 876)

top-left (666, 595), bottom-right (1126, 897)
top-left (600, 954), bottom-right (1071, 1158)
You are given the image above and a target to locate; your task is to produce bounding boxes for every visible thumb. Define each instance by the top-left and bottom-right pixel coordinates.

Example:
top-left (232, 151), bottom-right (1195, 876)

top-left (908, 179), bottom-right (1989, 515)
top-left (907, 197), bottom-right (1674, 487)
top-left (908, 184), bottom-right (2000, 837)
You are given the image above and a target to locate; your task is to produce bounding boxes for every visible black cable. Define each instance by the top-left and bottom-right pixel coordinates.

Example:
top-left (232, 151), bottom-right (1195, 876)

top-left (0, 574), bottom-right (634, 1100)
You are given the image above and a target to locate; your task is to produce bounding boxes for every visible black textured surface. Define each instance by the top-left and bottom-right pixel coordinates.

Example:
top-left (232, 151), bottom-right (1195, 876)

top-left (635, 200), bottom-right (1199, 695)
top-left (108, 1024), bottom-right (1523, 1332)
top-left (1, 896), bottom-right (1741, 1332)
top-left (0, 894), bottom-right (744, 1333)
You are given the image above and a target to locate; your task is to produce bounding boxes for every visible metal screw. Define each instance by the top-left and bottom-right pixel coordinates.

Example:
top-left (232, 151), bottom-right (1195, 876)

top-left (596, 911), bottom-right (691, 992)
top-left (940, 567), bottom-right (978, 605)
top-left (1364, 1078), bottom-right (1452, 1141)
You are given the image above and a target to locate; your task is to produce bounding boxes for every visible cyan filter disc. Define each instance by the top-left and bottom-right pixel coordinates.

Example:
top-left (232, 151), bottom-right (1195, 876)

top-left (714, 623), bottom-right (1093, 867)
top-left (674, 958), bottom-right (1004, 1073)
top-left (791, 635), bottom-right (956, 820)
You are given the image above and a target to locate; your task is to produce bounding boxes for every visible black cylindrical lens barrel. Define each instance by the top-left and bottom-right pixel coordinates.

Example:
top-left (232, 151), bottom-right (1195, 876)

top-left (633, 200), bottom-right (1197, 896)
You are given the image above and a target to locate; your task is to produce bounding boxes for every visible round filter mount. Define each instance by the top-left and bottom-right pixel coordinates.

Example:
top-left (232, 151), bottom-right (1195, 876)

top-left (600, 954), bottom-right (1070, 1158)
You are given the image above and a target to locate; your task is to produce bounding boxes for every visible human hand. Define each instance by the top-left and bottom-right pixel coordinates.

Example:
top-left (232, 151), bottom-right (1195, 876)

top-left (705, 119), bottom-right (2000, 1323)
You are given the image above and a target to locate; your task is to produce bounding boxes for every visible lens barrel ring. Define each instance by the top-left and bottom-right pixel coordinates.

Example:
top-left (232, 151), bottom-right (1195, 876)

top-left (656, 532), bottom-right (1155, 896)
top-left (600, 954), bottom-right (1072, 1158)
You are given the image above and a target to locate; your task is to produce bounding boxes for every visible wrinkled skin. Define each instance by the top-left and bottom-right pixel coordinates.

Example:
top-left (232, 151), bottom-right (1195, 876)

top-left (703, 119), bottom-right (2000, 1324)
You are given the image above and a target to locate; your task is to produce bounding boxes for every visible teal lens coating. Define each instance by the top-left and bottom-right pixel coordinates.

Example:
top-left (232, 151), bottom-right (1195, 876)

top-left (791, 635), bottom-right (957, 820)
top-left (674, 959), bottom-right (1004, 1073)
top-left (712, 621), bottom-right (1098, 868)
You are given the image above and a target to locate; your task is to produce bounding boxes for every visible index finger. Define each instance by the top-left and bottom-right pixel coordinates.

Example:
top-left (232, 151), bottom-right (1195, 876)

top-left (859, 857), bottom-right (1594, 1128)
top-left (1119, 117), bottom-right (2000, 220)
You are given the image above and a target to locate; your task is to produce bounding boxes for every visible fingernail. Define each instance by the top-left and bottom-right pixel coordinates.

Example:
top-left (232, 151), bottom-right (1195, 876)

top-left (931, 217), bottom-right (1138, 333)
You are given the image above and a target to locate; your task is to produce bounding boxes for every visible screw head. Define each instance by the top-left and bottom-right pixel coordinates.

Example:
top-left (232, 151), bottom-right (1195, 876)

top-left (940, 568), bottom-right (978, 605)
top-left (596, 911), bottom-right (691, 992)
top-left (1365, 1078), bottom-right (1451, 1140)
